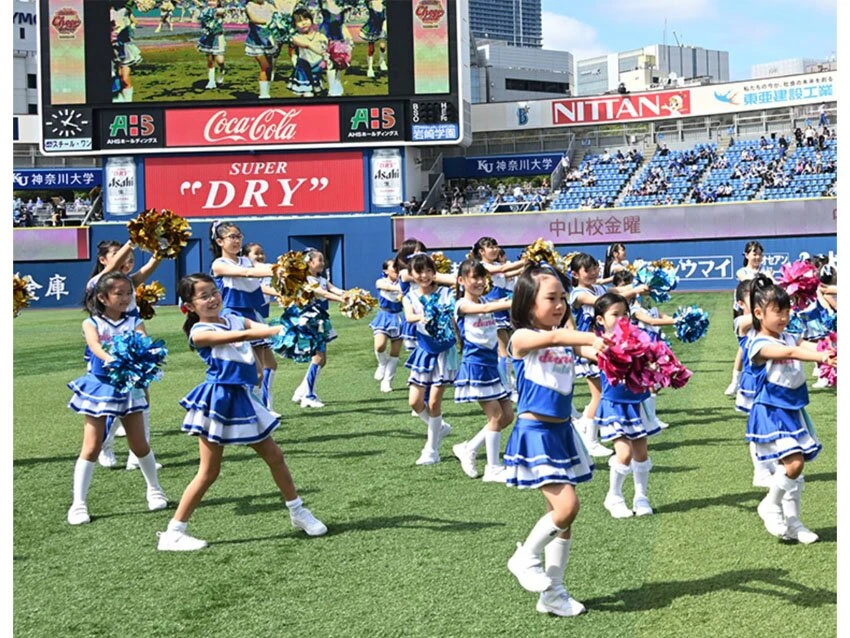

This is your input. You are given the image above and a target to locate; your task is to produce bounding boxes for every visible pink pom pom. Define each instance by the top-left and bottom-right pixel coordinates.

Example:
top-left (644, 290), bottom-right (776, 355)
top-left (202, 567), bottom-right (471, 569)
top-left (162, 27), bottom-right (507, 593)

top-left (816, 331), bottom-right (837, 387)
top-left (778, 260), bottom-right (820, 311)
top-left (328, 40), bottom-right (352, 69)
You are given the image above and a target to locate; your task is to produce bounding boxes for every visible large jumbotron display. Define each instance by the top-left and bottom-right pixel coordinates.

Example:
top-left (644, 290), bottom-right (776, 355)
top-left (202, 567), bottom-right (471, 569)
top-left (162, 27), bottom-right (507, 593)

top-left (37, 0), bottom-right (467, 154)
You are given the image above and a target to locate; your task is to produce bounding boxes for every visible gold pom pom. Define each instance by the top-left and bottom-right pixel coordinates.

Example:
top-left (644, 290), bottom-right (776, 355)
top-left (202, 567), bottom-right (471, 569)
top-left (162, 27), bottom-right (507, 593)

top-left (135, 281), bottom-right (166, 320)
top-left (133, 0), bottom-right (157, 13)
top-left (13, 273), bottom-right (36, 318)
top-left (651, 259), bottom-right (675, 271)
top-left (521, 238), bottom-right (568, 273)
top-left (127, 209), bottom-right (192, 260)
top-left (430, 252), bottom-right (454, 274)
top-left (270, 251), bottom-right (317, 308)
top-left (340, 288), bottom-right (378, 320)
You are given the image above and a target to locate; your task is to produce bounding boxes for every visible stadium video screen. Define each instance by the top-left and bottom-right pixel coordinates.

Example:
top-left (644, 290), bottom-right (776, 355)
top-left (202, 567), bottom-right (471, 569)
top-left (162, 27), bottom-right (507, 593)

top-left (38, 0), bottom-right (467, 154)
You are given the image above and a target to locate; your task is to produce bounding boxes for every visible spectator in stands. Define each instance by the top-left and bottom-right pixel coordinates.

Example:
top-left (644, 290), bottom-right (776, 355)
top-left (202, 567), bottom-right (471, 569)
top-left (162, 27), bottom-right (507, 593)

top-left (817, 133), bottom-right (826, 151)
top-left (658, 143), bottom-right (669, 156)
top-left (805, 124), bottom-right (816, 147)
top-left (758, 136), bottom-right (770, 150)
top-left (818, 104), bottom-right (829, 127)
top-left (825, 159), bottom-right (836, 173)
top-left (403, 196), bottom-right (420, 215)
top-left (600, 149), bottom-right (611, 164)
top-left (778, 134), bottom-right (788, 150)
top-left (582, 173), bottom-right (597, 187)
top-left (614, 149), bottom-right (625, 164)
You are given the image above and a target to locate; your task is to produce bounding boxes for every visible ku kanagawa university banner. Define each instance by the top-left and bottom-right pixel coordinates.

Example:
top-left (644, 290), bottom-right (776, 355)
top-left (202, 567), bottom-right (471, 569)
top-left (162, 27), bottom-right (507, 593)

top-left (144, 151), bottom-right (365, 216)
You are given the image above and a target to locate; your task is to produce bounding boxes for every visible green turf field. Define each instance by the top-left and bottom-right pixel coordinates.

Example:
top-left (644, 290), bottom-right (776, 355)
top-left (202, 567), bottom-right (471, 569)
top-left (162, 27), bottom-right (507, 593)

top-left (13, 292), bottom-right (836, 637)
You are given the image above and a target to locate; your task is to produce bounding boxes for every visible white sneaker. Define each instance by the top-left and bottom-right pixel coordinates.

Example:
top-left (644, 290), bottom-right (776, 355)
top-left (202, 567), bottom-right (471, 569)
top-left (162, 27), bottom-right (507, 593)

top-left (379, 58), bottom-right (388, 71)
top-left (114, 423), bottom-right (126, 437)
top-left (655, 419), bottom-right (670, 430)
top-left (633, 496), bottom-right (654, 516)
top-left (300, 396), bottom-right (325, 409)
top-left (812, 377), bottom-right (830, 389)
top-left (482, 464), bottom-right (508, 483)
top-left (452, 442), bottom-right (479, 478)
top-left (205, 80), bottom-right (217, 89)
top-left (380, 378), bottom-right (393, 393)
top-left (438, 422), bottom-right (452, 443)
top-left (67, 501), bottom-right (91, 525)
top-left (367, 66), bottom-right (375, 78)
top-left (784, 519), bottom-right (819, 544)
top-left (724, 380), bottom-right (739, 397)
top-left (757, 497), bottom-right (788, 537)
top-left (536, 586), bottom-right (587, 617)
top-left (415, 447), bottom-right (440, 465)
top-left (290, 506), bottom-right (328, 536)
top-left (411, 409), bottom-right (419, 417)
top-left (604, 494), bottom-right (634, 519)
top-left (126, 453), bottom-right (162, 471)
top-left (507, 542), bottom-right (552, 593)
top-left (157, 529), bottom-right (208, 551)
top-left (373, 364), bottom-right (386, 381)
top-left (752, 470), bottom-right (773, 488)
top-left (98, 447), bottom-right (118, 468)
top-left (586, 441), bottom-right (614, 458)
top-left (146, 488), bottom-right (169, 511)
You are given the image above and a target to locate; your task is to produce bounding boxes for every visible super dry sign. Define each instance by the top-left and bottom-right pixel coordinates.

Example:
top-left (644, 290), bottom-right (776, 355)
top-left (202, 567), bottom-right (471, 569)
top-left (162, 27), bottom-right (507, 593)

top-left (550, 90), bottom-right (691, 125)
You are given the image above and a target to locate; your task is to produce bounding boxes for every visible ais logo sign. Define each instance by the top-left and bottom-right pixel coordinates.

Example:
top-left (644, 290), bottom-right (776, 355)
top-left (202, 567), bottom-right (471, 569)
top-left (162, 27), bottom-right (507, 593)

top-left (341, 102), bottom-right (403, 141)
top-left (99, 110), bottom-right (164, 149)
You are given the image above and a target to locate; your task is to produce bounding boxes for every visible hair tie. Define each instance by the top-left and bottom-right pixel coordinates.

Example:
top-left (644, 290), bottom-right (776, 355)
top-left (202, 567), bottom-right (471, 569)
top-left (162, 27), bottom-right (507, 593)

top-left (180, 303), bottom-right (189, 315)
top-left (409, 251), bottom-right (427, 258)
top-left (210, 220), bottom-right (222, 240)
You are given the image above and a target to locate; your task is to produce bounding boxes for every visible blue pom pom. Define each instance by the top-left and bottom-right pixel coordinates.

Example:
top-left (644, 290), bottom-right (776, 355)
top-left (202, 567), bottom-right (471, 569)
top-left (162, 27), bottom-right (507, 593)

top-left (269, 304), bottom-right (332, 362)
top-left (786, 311), bottom-right (805, 335)
top-left (104, 332), bottom-right (168, 394)
top-left (636, 265), bottom-right (679, 304)
top-left (673, 305), bottom-right (710, 343)
top-left (420, 293), bottom-right (456, 347)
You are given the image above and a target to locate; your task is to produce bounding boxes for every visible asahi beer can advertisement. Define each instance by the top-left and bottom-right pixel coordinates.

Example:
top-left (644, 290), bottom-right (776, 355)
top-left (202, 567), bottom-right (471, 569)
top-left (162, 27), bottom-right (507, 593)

top-left (371, 149), bottom-right (403, 207)
top-left (105, 157), bottom-right (137, 216)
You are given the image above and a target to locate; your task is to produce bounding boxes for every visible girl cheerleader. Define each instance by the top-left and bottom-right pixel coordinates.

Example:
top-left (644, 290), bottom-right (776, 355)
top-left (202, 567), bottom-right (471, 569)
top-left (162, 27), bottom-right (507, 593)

top-left (732, 279), bottom-right (775, 488)
top-left (245, 0), bottom-right (278, 99)
top-left (568, 253), bottom-right (647, 457)
top-left (471, 237), bottom-right (527, 398)
top-left (746, 275), bottom-right (831, 544)
top-left (451, 259), bottom-right (514, 482)
top-left (611, 270), bottom-right (673, 430)
top-left (291, 249), bottom-right (345, 409)
top-left (403, 254), bottom-right (457, 465)
top-left (370, 258), bottom-right (404, 393)
top-left (157, 274), bottom-right (327, 551)
top-left (86, 239), bottom-right (162, 471)
top-left (209, 222), bottom-right (278, 410)
top-left (360, 0), bottom-right (386, 79)
top-left (110, 1), bottom-right (143, 103)
top-left (67, 272), bottom-right (168, 525)
top-left (502, 264), bottom-right (603, 617)
top-left (600, 243), bottom-right (629, 284)
top-left (727, 240), bottom-right (771, 396)
top-left (155, 0), bottom-right (175, 32)
top-left (198, 0), bottom-right (227, 89)
top-left (592, 293), bottom-right (660, 518)
top-left (319, 0), bottom-right (354, 96)
top-left (288, 7), bottom-right (328, 97)
top-left (243, 241), bottom-right (280, 408)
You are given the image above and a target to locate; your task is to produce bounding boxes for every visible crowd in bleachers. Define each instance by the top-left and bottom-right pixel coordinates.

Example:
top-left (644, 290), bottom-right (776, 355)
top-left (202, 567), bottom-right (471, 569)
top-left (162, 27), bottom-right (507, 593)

top-left (13, 195), bottom-right (94, 227)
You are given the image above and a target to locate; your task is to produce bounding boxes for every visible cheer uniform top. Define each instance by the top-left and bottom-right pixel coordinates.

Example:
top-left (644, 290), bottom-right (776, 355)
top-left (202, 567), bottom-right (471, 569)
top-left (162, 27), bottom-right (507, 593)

top-left (360, 3), bottom-right (386, 42)
top-left (197, 6), bottom-right (226, 55)
top-left (306, 274), bottom-right (338, 344)
top-left (180, 314), bottom-right (279, 445)
top-left (212, 256), bottom-right (266, 322)
top-left (595, 371), bottom-right (656, 442)
top-left (83, 274), bottom-right (140, 366)
top-left (503, 332), bottom-right (594, 489)
top-left (288, 31), bottom-right (327, 95)
top-left (631, 299), bottom-right (664, 343)
top-left (68, 314), bottom-right (149, 417)
top-left (734, 317), bottom-right (757, 414)
top-left (453, 298), bottom-right (509, 403)
top-left (244, 3), bottom-right (277, 56)
top-left (797, 298), bottom-right (836, 341)
top-left (403, 286), bottom-right (458, 387)
top-left (481, 267), bottom-right (512, 331)
top-left (745, 332), bottom-right (822, 462)
top-left (369, 277), bottom-right (403, 338)
top-left (569, 284), bottom-right (606, 377)
top-left (319, 6), bottom-right (346, 41)
top-left (398, 270), bottom-right (418, 350)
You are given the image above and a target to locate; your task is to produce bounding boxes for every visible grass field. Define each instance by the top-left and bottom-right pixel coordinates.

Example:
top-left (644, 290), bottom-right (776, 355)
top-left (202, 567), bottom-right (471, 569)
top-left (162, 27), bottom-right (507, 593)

top-left (130, 23), bottom-right (389, 102)
top-left (13, 292), bottom-right (836, 637)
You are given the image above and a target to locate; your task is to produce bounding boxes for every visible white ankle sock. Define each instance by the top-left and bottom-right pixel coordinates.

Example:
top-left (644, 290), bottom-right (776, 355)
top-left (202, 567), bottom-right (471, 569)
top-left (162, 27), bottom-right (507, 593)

top-left (426, 415), bottom-right (442, 451)
top-left (384, 356), bottom-right (399, 380)
top-left (375, 349), bottom-right (390, 367)
top-left (544, 537), bottom-right (572, 587)
top-left (136, 451), bottom-right (162, 491)
top-left (416, 408), bottom-right (430, 427)
top-left (167, 518), bottom-right (188, 533)
top-left (608, 457), bottom-right (632, 499)
top-left (631, 458), bottom-right (653, 500)
top-left (73, 458), bottom-right (95, 503)
top-left (484, 429), bottom-right (502, 466)
top-left (285, 496), bottom-right (303, 510)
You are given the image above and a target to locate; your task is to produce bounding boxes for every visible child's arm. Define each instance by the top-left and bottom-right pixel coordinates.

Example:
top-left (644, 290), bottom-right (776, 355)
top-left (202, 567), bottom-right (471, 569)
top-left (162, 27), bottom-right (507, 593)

top-left (735, 313), bottom-right (754, 335)
top-left (326, 280), bottom-right (346, 298)
top-left (752, 342), bottom-right (833, 366)
top-left (633, 307), bottom-right (676, 327)
top-left (100, 240), bottom-right (135, 276)
top-left (211, 259), bottom-right (274, 278)
top-left (609, 283), bottom-right (650, 300)
top-left (482, 259), bottom-right (526, 275)
top-left (190, 323), bottom-right (282, 348)
top-left (375, 279), bottom-right (402, 293)
top-left (130, 255), bottom-right (162, 286)
top-left (312, 286), bottom-right (345, 304)
top-left (402, 297), bottom-right (423, 324)
top-left (511, 327), bottom-right (604, 359)
top-left (245, 2), bottom-right (269, 24)
top-left (575, 344), bottom-right (598, 361)
top-left (260, 284), bottom-right (279, 298)
top-left (457, 298), bottom-right (512, 315)
top-left (83, 321), bottom-right (114, 364)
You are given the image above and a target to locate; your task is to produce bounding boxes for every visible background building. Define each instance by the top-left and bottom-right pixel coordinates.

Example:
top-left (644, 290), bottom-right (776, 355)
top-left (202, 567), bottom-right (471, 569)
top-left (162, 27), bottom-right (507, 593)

top-left (575, 44), bottom-right (730, 96)
top-left (751, 57), bottom-right (834, 78)
top-left (13, 0), bottom-right (38, 115)
top-left (470, 40), bottom-right (572, 103)
top-left (468, 0), bottom-right (542, 48)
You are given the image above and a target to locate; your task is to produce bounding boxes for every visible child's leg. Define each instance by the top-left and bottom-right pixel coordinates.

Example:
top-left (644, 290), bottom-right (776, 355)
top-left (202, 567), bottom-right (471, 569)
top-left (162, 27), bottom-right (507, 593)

top-left (251, 437), bottom-right (327, 536)
top-left (255, 346), bottom-right (277, 409)
top-left (172, 438), bottom-right (224, 524)
top-left (749, 441), bottom-right (775, 487)
top-left (123, 411), bottom-right (167, 508)
top-left (297, 351), bottom-right (326, 406)
top-left (206, 54), bottom-right (216, 87)
top-left (367, 42), bottom-right (375, 76)
top-left (496, 330), bottom-right (513, 392)
top-left (758, 453), bottom-right (803, 537)
top-left (70, 415), bottom-right (107, 519)
top-left (381, 338), bottom-right (402, 391)
top-left (604, 438), bottom-right (634, 518)
top-left (378, 39), bottom-right (387, 69)
top-left (537, 485), bottom-right (585, 615)
top-left (256, 55), bottom-right (271, 97)
top-left (725, 347), bottom-right (743, 395)
top-left (629, 438), bottom-right (653, 515)
top-left (426, 385), bottom-right (448, 447)
top-left (582, 377), bottom-right (602, 421)
top-left (374, 333), bottom-right (390, 379)
top-left (215, 54), bottom-right (226, 83)
top-left (781, 466), bottom-right (818, 543)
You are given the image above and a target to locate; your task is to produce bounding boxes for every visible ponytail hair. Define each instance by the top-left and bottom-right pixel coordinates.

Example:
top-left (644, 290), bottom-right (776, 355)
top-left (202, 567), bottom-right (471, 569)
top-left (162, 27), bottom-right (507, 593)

top-left (177, 273), bottom-right (216, 341)
top-left (749, 274), bottom-right (790, 331)
top-left (394, 238), bottom-right (427, 272)
top-left (603, 243), bottom-right (625, 279)
top-left (733, 278), bottom-right (755, 320)
top-left (84, 271), bottom-right (133, 318)
top-left (471, 236), bottom-right (498, 261)
top-left (209, 221), bottom-right (240, 258)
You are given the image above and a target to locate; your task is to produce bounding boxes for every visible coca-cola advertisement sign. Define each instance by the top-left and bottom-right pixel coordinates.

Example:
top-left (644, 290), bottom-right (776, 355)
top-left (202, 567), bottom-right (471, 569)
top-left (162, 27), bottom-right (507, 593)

top-left (144, 151), bottom-right (365, 216)
top-left (165, 105), bottom-right (341, 148)
top-left (551, 90), bottom-right (691, 125)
